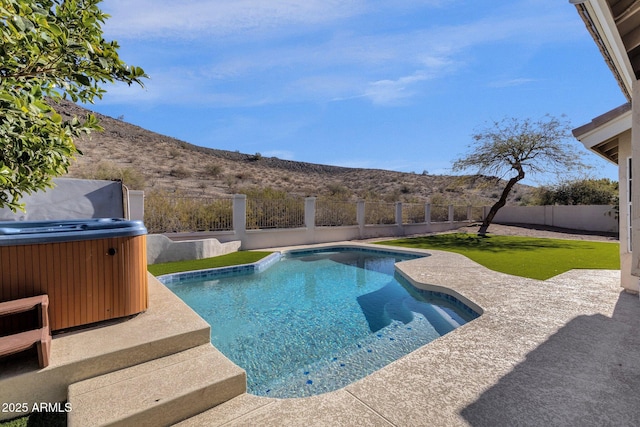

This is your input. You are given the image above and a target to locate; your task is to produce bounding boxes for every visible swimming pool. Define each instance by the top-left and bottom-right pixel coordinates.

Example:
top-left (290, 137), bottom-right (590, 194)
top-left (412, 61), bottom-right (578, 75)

top-left (161, 247), bottom-right (479, 398)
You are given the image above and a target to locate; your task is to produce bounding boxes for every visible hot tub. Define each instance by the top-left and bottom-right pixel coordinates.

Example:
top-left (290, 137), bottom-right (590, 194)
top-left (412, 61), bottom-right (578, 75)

top-left (0, 219), bottom-right (148, 332)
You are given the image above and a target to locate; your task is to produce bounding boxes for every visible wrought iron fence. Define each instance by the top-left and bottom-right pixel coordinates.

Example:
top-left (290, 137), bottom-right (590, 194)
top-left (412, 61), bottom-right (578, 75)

top-left (470, 206), bottom-right (485, 222)
top-left (365, 202), bottom-right (396, 225)
top-left (430, 205), bottom-right (449, 222)
top-left (246, 198), bottom-right (305, 229)
top-left (453, 205), bottom-right (469, 222)
top-left (144, 193), bottom-right (484, 233)
top-left (402, 203), bottom-right (426, 224)
top-left (315, 200), bottom-right (357, 226)
top-left (144, 193), bottom-right (233, 233)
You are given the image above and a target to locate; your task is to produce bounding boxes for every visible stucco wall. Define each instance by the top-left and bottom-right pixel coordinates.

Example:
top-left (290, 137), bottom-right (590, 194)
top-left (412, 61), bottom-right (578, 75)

top-left (0, 178), bottom-right (125, 220)
top-left (147, 234), bottom-right (241, 264)
top-left (616, 130), bottom-right (639, 293)
top-left (493, 205), bottom-right (618, 233)
top-left (157, 221), bottom-right (471, 251)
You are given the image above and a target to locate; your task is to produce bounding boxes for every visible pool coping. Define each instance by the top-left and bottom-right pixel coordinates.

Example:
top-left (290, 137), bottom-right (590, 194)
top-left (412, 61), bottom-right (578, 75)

top-left (172, 241), bottom-right (636, 426)
top-left (157, 251), bottom-right (283, 285)
top-left (158, 243), bottom-right (483, 321)
top-left (157, 243), bottom-right (430, 284)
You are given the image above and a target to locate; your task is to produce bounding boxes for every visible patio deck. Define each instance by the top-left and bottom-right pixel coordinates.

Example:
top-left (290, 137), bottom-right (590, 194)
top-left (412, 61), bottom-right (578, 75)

top-left (1, 243), bottom-right (637, 426)
top-left (177, 245), bottom-right (639, 426)
top-left (0, 274), bottom-right (215, 423)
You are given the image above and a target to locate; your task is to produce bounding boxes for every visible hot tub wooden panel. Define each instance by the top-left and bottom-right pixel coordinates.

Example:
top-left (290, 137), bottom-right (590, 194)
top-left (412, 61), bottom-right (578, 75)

top-left (0, 235), bottom-right (148, 332)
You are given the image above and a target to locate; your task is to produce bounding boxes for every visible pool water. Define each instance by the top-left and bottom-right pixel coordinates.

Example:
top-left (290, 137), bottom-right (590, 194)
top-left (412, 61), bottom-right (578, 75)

top-left (164, 249), bottom-right (479, 398)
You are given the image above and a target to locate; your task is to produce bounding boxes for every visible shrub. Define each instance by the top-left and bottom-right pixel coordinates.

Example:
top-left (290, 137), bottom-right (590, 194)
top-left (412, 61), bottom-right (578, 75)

top-left (240, 186), bottom-right (288, 199)
top-left (170, 167), bottom-right (191, 179)
top-left (203, 164), bottom-right (223, 177)
top-left (74, 160), bottom-right (146, 189)
top-left (326, 183), bottom-right (351, 200)
top-left (532, 178), bottom-right (618, 205)
top-left (400, 184), bottom-right (412, 194)
top-left (144, 190), bottom-right (233, 233)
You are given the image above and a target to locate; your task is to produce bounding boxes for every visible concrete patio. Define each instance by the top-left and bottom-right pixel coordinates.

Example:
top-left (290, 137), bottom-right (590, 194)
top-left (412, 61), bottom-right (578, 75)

top-left (0, 274), bottom-right (245, 426)
top-left (177, 245), bottom-right (639, 426)
top-left (1, 242), bottom-right (637, 426)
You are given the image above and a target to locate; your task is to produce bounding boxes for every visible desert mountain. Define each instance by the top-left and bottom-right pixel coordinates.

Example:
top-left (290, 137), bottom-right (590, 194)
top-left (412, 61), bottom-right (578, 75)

top-left (58, 99), bottom-right (531, 206)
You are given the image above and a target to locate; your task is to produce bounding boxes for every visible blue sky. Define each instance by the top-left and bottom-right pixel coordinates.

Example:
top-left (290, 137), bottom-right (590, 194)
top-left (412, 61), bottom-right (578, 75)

top-left (90, 0), bottom-right (626, 184)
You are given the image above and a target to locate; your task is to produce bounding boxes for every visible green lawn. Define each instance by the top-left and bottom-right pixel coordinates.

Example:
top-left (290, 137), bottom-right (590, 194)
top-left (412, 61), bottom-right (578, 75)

top-left (377, 233), bottom-right (619, 280)
top-left (147, 251), bottom-right (272, 276)
top-left (0, 412), bottom-right (66, 427)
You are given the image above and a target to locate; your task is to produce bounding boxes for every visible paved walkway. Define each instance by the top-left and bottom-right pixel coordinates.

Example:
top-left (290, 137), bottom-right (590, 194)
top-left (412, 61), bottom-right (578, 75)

top-left (177, 244), bottom-right (639, 426)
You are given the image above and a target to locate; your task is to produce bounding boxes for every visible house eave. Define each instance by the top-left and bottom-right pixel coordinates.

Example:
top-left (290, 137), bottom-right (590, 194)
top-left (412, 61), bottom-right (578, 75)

top-left (574, 0), bottom-right (635, 101)
top-left (573, 102), bottom-right (631, 164)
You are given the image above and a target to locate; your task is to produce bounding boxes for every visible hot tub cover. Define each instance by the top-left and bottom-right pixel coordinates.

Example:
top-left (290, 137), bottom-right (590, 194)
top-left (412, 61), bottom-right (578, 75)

top-left (0, 218), bottom-right (147, 245)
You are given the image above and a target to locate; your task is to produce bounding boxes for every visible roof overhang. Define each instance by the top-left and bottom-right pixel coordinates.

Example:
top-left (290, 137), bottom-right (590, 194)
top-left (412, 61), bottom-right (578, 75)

top-left (572, 1), bottom-right (640, 164)
top-left (573, 102), bottom-right (631, 164)
top-left (573, 0), bottom-right (639, 101)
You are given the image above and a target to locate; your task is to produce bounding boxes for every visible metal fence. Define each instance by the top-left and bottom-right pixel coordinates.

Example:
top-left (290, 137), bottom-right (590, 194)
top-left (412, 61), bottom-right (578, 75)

top-left (469, 206), bottom-right (484, 222)
top-left (144, 194), bottom-right (484, 233)
top-left (365, 202), bottom-right (396, 225)
top-left (430, 205), bottom-right (449, 222)
top-left (453, 205), bottom-right (468, 222)
top-left (316, 200), bottom-right (358, 226)
top-left (402, 203), bottom-right (426, 224)
top-left (246, 198), bottom-right (305, 229)
top-left (144, 194), bottom-right (233, 233)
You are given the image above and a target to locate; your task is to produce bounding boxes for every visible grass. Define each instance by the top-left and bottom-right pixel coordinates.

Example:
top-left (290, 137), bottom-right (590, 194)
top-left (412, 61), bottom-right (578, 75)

top-left (0, 411), bottom-right (66, 427)
top-left (377, 233), bottom-right (620, 280)
top-left (147, 251), bottom-right (272, 276)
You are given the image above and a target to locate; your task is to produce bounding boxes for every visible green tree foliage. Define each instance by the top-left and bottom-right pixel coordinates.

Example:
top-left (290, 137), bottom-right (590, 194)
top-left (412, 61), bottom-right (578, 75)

top-left (533, 178), bottom-right (618, 205)
top-left (452, 115), bottom-right (588, 235)
top-left (0, 0), bottom-right (146, 211)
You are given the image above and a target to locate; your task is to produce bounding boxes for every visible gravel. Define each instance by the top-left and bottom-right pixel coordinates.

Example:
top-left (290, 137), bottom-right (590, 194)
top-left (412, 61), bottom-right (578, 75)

top-left (457, 222), bottom-right (619, 242)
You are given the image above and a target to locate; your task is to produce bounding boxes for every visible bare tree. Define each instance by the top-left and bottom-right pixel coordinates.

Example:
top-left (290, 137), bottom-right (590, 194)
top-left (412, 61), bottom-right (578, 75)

top-left (452, 115), bottom-right (588, 235)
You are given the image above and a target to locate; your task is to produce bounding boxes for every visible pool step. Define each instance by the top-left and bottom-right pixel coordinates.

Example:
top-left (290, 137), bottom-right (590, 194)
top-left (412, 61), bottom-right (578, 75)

top-left (67, 344), bottom-right (246, 427)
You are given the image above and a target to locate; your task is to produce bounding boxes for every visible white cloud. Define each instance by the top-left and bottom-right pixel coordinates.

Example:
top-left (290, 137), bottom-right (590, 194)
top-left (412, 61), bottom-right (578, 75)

top-left (364, 72), bottom-right (433, 105)
top-left (290, 74), bottom-right (365, 102)
top-left (101, 0), bottom-right (459, 41)
top-left (489, 78), bottom-right (538, 88)
top-left (99, 0), bottom-right (584, 108)
top-left (102, 0), bottom-right (367, 39)
top-left (97, 71), bottom-right (248, 107)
